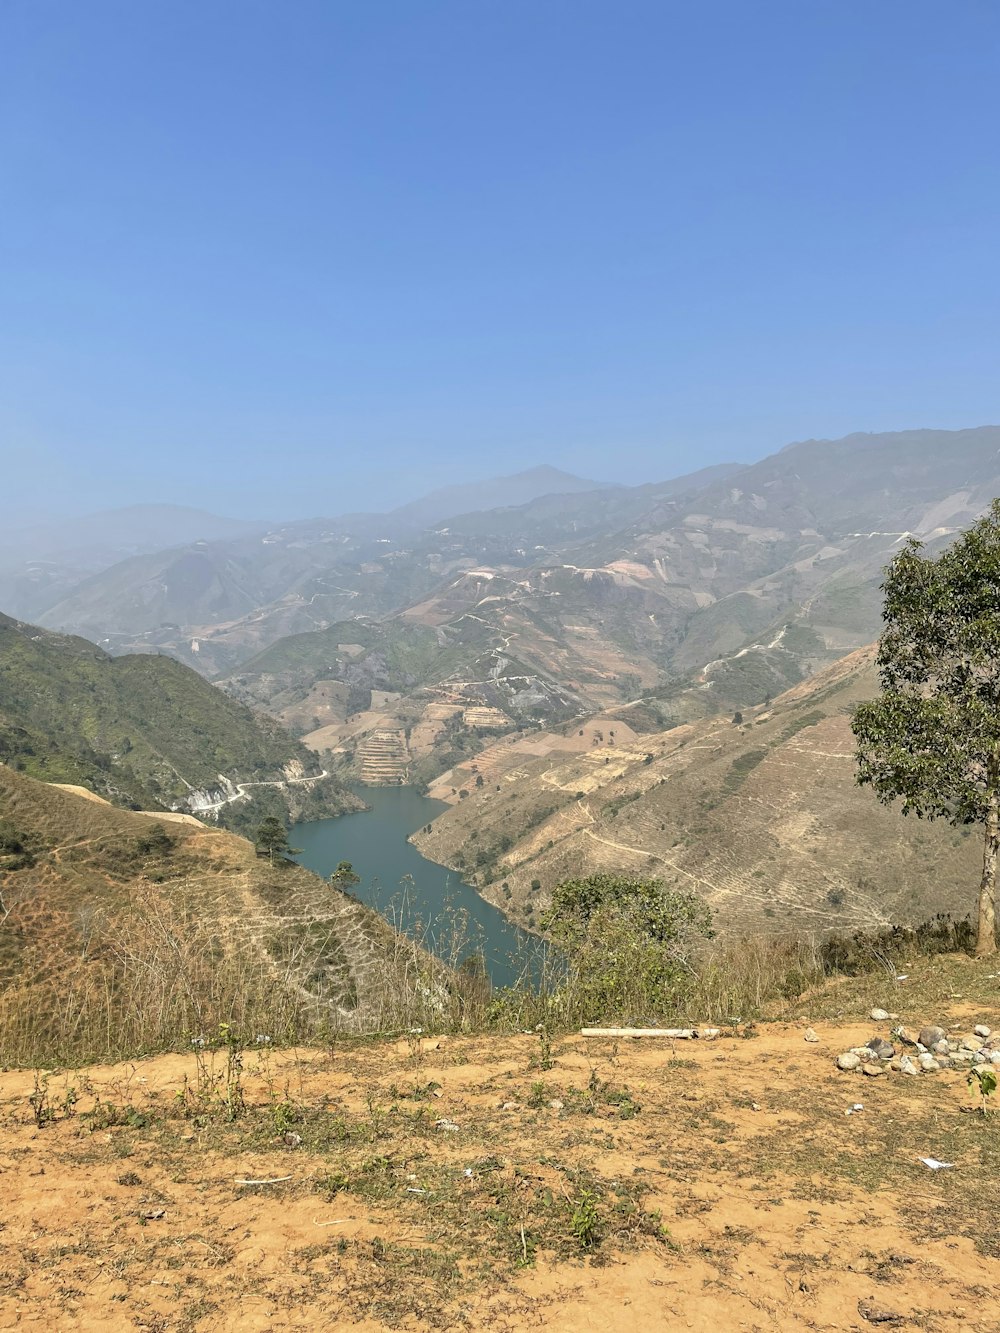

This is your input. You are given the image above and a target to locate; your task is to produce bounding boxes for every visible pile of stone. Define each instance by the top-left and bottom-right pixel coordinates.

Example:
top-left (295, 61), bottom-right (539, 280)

top-left (836, 1013), bottom-right (999, 1079)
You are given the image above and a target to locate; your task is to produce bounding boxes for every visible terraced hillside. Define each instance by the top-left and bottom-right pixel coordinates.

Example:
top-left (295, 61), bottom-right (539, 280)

top-left (0, 765), bottom-right (440, 1063)
top-left (223, 608), bottom-right (584, 787)
top-left (413, 648), bottom-right (986, 939)
top-left (32, 468), bottom-right (610, 676)
top-left (215, 427), bottom-right (1000, 790)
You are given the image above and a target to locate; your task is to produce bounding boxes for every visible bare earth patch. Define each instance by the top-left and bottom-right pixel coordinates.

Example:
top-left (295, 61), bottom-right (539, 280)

top-left (2, 967), bottom-right (999, 1330)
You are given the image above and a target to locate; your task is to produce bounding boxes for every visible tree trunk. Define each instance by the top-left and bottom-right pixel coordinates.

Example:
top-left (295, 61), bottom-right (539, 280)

top-left (977, 788), bottom-right (999, 956)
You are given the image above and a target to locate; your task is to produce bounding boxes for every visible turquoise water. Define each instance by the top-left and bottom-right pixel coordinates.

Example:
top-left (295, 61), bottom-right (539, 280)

top-left (294, 785), bottom-right (540, 990)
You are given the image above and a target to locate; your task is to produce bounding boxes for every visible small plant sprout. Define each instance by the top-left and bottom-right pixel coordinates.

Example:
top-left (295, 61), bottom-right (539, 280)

top-left (537, 1022), bottom-right (553, 1071)
top-left (968, 1066), bottom-right (998, 1115)
top-left (29, 1072), bottom-right (53, 1129)
top-left (570, 1189), bottom-right (601, 1249)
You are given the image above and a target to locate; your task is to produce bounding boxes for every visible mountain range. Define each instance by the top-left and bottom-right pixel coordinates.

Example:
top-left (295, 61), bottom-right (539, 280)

top-left (2, 423), bottom-right (999, 948)
top-left (8, 426), bottom-right (1000, 811)
top-left (211, 427), bottom-right (1000, 797)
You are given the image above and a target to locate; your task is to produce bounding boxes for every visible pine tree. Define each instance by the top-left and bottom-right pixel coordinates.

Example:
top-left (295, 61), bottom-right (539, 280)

top-left (254, 816), bottom-right (300, 866)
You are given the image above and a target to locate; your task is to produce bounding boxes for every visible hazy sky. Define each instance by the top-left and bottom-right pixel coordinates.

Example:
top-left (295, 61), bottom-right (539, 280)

top-left (3, 1), bottom-right (999, 519)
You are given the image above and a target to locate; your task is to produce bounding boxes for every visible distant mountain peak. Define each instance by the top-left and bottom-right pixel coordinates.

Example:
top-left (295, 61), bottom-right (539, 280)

top-left (387, 465), bottom-right (612, 528)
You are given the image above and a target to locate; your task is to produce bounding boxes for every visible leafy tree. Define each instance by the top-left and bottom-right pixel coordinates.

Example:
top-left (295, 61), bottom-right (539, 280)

top-left (254, 816), bottom-right (301, 866)
top-left (852, 501), bottom-right (1000, 956)
top-left (330, 860), bottom-right (361, 892)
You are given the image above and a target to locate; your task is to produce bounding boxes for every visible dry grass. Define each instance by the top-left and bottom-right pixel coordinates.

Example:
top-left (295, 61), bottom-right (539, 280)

top-left (1, 952), bottom-right (998, 1331)
top-left (0, 765), bottom-right (476, 1066)
top-left (415, 649), bottom-right (986, 943)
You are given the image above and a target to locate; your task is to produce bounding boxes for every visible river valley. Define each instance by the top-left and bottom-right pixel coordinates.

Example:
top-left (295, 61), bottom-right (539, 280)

top-left (294, 785), bottom-right (540, 990)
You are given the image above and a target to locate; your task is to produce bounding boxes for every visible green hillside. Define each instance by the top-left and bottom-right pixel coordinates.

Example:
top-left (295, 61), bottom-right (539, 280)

top-left (0, 613), bottom-right (353, 826)
top-left (224, 618), bottom-right (450, 720)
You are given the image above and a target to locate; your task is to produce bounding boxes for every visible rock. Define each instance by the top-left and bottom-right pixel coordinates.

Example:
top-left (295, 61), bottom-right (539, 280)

top-left (696, 1027), bottom-right (721, 1040)
top-left (899, 1055), bottom-right (919, 1076)
top-left (990, 1051), bottom-right (1000, 1066)
top-left (932, 1039), bottom-right (951, 1055)
top-left (972, 1063), bottom-right (995, 1078)
top-left (862, 1062), bottom-right (887, 1077)
top-left (950, 1048), bottom-right (978, 1064)
top-left (858, 1296), bottom-right (904, 1325)
top-left (866, 1038), bottom-right (895, 1060)
top-left (895, 1027), bottom-right (919, 1047)
top-left (919, 1025), bottom-right (947, 1049)
top-left (974, 1024), bottom-right (992, 1038)
top-left (917, 1054), bottom-right (940, 1071)
top-left (889, 1058), bottom-right (903, 1072)
top-left (959, 1037), bottom-right (982, 1052)
top-left (837, 1052), bottom-right (862, 1071)
top-left (500, 1101), bottom-right (521, 1111)
top-left (548, 1099), bottom-right (564, 1111)
top-left (870, 1008), bottom-right (890, 1022)
top-left (803, 1028), bottom-right (819, 1043)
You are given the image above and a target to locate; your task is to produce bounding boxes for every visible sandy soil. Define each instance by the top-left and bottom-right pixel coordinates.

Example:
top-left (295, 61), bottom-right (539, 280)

top-left (426, 720), bottom-right (643, 804)
top-left (49, 785), bottom-right (205, 826)
top-left (2, 988), bottom-right (999, 1331)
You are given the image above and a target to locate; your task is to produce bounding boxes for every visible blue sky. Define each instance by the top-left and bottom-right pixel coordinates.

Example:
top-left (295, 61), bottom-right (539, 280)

top-left (3, 1), bottom-right (999, 518)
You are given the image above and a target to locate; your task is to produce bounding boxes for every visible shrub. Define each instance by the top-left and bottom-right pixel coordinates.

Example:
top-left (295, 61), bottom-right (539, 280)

top-left (540, 875), bottom-right (713, 1024)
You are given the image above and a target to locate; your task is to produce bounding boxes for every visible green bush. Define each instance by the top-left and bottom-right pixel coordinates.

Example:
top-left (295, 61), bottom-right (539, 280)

top-left (540, 874), bottom-right (713, 1024)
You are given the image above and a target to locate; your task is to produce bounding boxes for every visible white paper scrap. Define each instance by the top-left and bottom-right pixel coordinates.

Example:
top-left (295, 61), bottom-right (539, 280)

top-left (918, 1158), bottom-right (954, 1170)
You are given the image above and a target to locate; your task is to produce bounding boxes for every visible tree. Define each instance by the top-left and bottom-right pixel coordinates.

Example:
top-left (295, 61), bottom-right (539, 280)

top-left (254, 816), bottom-right (301, 866)
top-left (136, 822), bottom-right (173, 857)
top-left (851, 501), bottom-right (1000, 956)
top-left (330, 860), bottom-right (361, 892)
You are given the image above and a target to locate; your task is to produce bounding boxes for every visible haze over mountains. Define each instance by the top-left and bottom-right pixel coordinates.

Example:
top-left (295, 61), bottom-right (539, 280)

top-left (0, 466), bottom-right (609, 626)
top-left (216, 426), bottom-right (1000, 794)
top-left (4, 423), bottom-right (1000, 940)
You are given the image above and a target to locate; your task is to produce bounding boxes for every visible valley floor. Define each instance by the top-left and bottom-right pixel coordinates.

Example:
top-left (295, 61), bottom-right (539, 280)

top-left (1, 956), bottom-right (998, 1331)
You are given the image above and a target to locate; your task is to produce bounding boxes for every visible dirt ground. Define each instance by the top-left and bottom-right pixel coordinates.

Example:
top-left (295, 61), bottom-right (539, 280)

top-left (1, 960), bottom-right (999, 1331)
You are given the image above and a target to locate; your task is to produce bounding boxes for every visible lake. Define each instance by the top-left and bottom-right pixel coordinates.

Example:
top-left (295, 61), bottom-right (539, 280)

top-left (294, 785), bottom-right (542, 990)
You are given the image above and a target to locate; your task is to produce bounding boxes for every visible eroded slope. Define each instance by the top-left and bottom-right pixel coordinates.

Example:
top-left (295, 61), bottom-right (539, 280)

top-left (413, 648), bottom-right (984, 937)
